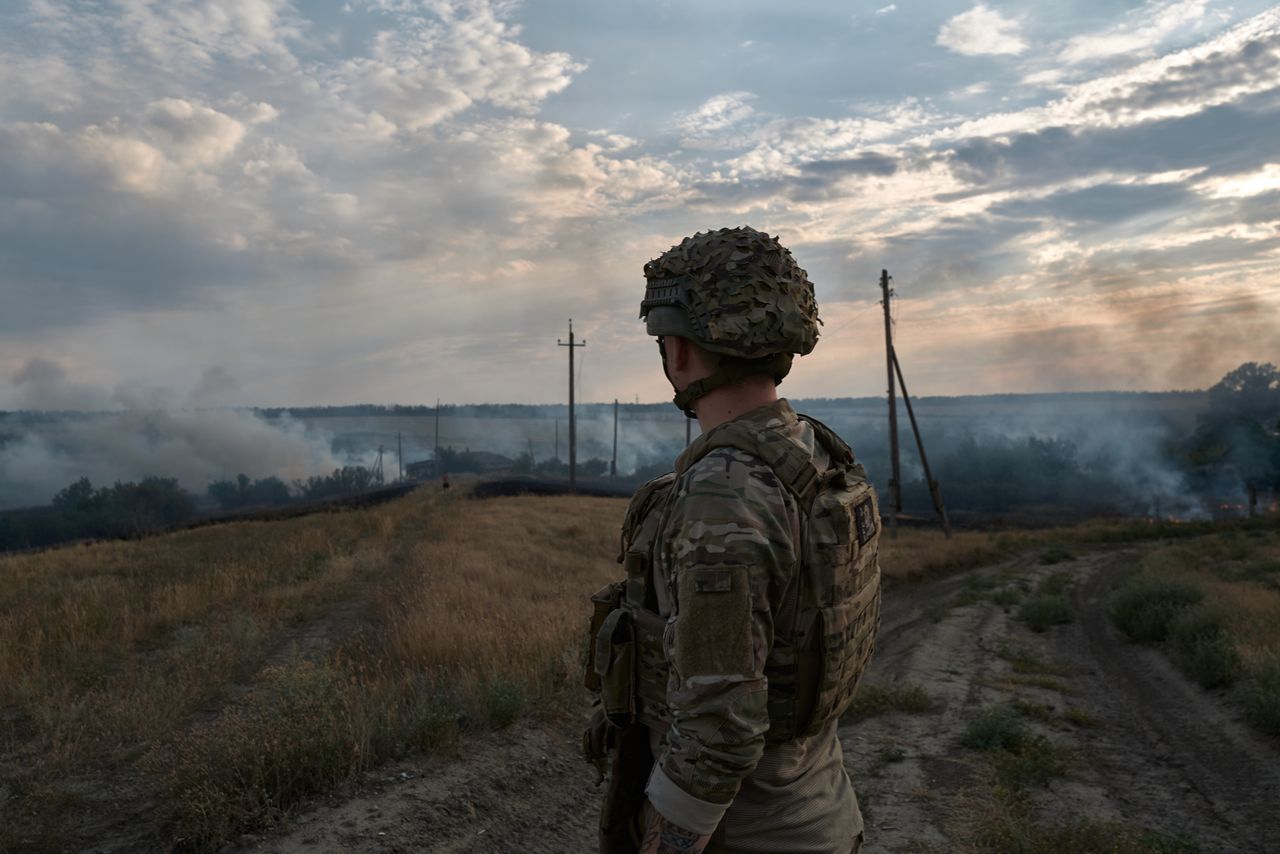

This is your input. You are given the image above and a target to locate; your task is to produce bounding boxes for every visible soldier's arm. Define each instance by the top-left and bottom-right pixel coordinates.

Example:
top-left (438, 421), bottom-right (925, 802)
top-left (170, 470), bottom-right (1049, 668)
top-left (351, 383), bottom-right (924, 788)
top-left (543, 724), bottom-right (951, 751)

top-left (644, 448), bottom-right (798, 838)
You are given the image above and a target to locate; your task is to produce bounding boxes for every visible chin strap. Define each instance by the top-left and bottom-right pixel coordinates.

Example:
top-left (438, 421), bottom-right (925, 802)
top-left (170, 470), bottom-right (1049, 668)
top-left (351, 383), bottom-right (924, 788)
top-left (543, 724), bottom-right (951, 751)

top-left (671, 353), bottom-right (794, 418)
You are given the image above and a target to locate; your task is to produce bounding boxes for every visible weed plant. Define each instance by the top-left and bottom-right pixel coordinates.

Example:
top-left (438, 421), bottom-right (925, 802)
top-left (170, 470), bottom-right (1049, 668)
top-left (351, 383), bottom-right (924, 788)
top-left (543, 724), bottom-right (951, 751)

top-left (1018, 596), bottom-right (1074, 632)
top-left (961, 706), bottom-right (1065, 789)
top-left (843, 682), bottom-right (937, 722)
top-left (1111, 579), bottom-right (1204, 642)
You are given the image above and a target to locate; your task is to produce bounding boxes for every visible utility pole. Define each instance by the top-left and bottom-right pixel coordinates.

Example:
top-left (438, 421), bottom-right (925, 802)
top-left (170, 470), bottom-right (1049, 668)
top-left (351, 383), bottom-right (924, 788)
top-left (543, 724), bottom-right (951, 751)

top-left (555, 419), bottom-right (560, 461)
top-left (612, 398), bottom-right (619, 476)
top-left (434, 397), bottom-right (441, 476)
top-left (880, 268), bottom-right (951, 539)
top-left (558, 319), bottom-right (586, 490)
top-left (397, 432), bottom-right (403, 483)
top-left (881, 269), bottom-right (901, 537)
top-left (374, 445), bottom-right (385, 486)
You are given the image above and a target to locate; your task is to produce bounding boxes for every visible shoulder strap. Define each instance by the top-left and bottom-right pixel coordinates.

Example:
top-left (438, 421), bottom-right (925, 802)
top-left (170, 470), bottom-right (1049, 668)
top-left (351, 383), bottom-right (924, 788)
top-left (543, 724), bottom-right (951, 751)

top-left (678, 419), bottom-right (823, 509)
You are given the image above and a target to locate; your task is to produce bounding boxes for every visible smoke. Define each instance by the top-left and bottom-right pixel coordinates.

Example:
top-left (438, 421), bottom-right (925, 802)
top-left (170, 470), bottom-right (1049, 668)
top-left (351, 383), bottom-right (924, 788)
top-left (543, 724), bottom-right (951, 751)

top-left (806, 394), bottom-right (1214, 520)
top-left (0, 409), bottom-right (350, 509)
top-left (0, 360), bottom-right (353, 509)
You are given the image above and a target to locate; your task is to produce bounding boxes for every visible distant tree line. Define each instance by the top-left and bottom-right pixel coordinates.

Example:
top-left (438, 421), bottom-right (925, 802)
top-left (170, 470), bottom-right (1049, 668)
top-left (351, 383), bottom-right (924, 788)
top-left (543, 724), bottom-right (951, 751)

top-left (0, 464), bottom-right (390, 552)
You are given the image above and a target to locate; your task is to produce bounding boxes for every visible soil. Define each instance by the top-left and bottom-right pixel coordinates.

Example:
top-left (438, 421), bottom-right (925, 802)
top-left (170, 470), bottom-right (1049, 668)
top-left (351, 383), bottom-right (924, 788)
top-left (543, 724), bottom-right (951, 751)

top-left (234, 546), bottom-right (1280, 854)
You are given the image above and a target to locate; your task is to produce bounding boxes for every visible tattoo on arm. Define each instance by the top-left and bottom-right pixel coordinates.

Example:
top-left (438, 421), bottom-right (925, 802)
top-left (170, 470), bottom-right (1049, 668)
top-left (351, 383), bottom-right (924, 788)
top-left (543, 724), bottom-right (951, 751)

top-left (640, 802), bottom-right (711, 854)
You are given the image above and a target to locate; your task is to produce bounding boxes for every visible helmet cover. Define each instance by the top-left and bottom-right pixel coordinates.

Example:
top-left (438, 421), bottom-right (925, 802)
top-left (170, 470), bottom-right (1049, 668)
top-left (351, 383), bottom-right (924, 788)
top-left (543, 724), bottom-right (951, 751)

top-left (640, 226), bottom-right (820, 359)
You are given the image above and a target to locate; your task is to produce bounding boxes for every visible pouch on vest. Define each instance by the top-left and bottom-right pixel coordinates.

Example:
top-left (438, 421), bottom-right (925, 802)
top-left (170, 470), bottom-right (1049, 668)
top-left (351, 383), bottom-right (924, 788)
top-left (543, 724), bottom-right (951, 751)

top-left (810, 572), bottom-right (881, 731)
top-left (595, 608), bottom-right (637, 727)
top-left (585, 580), bottom-right (625, 694)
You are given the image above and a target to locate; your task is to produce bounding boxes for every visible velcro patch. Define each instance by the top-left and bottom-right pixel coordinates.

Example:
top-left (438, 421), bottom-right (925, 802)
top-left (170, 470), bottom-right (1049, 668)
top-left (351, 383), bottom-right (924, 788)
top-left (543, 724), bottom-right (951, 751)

top-left (854, 499), bottom-right (877, 546)
top-left (691, 568), bottom-right (733, 593)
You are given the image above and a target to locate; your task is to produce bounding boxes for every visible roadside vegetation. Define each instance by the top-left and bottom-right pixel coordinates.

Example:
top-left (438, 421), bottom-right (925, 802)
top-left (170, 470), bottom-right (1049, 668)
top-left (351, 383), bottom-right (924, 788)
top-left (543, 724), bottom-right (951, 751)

top-left (1109, 527), bottom-right (1280, 739)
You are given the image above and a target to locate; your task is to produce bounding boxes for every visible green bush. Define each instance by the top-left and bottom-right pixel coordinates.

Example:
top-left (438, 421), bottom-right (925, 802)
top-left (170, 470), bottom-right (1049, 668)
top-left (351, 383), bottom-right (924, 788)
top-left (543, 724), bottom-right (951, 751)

top-left (1169, 607), bottom-right (1240, 688)
top-left (1039, 548), bottom-right (1076, 565)
top-left (1018, 595), bottom-right (1074, 632)
top-left (1110, 579), bottom-right (1204, 642)
top-left (962, 706), bottom-right (1031, 752)
top-left (1243, 657), bottom-right (1280, 738)
top-left (963, 706), bottom-right (1064, 788)
top-left (843, 682), bottom-right (937, 721)
top-left (482, 678), bottom-right (527, 728)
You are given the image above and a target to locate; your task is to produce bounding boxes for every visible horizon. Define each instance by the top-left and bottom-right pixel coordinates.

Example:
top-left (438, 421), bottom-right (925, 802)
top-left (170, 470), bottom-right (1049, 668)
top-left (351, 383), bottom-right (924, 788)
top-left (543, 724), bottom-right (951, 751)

top-left (0, 382), bottom-right (1216, 415)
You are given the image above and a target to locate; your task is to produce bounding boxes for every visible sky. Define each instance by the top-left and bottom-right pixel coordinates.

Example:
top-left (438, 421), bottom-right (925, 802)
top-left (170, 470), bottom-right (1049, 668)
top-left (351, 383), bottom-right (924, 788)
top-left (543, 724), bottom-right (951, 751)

top-left (1, 0), bottom-right (1278, 409)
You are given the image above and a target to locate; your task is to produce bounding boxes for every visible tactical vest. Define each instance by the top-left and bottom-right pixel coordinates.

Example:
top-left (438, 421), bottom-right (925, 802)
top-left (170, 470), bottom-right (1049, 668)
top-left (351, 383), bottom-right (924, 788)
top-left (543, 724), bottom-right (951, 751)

top-left (587, 413), bottom-right (882, 743)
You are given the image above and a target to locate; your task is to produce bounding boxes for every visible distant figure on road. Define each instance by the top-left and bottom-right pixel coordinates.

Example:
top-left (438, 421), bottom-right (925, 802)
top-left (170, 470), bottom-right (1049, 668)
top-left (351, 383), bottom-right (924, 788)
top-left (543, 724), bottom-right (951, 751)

top-left (441, 472), bottom-right (450, 492)
top-left (584, 227), bottom-right (883, 853)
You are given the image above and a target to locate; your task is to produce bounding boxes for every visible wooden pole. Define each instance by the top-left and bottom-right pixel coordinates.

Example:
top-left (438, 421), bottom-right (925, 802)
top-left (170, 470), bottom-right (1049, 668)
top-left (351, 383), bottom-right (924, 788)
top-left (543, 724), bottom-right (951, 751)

top-left (557, 320), bottom-right (586, 491)
top-left (880, 270), bottom-right (901, 537)
top-left (891, 347), bottom-right (952, 538)
top-left (612, 398), bottom-right (619, 476)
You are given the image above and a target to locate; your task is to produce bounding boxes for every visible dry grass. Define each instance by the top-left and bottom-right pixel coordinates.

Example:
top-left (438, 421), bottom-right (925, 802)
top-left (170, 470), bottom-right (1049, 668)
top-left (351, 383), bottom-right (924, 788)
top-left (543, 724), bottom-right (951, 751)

top-left (0, 486), bottom-right (627, 852)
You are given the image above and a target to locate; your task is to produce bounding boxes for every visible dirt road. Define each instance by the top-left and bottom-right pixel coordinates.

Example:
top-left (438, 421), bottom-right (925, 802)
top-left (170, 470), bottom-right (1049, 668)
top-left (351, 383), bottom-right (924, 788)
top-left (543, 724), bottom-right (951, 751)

top-left (242, 547), bottom-right (1280, 853)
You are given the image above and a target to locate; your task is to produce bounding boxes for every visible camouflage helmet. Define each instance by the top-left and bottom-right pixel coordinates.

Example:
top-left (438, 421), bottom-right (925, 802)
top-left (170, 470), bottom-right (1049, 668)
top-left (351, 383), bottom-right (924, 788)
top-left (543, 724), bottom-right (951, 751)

top-left (640, 226), bottom-right (821, 359)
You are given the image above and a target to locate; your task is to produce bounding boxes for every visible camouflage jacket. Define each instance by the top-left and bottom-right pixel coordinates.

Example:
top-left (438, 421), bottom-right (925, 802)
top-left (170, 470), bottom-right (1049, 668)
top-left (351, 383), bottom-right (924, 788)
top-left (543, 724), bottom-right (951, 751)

top-left (634, 399), bottom-right (863, 851)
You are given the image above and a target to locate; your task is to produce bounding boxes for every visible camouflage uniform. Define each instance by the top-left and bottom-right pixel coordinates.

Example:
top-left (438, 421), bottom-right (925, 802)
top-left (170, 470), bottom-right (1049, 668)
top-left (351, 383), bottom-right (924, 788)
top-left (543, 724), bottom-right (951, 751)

top-left (586, 227), bottom-right (877, 854)
top-left (631, 400), bottom-right (865, 853)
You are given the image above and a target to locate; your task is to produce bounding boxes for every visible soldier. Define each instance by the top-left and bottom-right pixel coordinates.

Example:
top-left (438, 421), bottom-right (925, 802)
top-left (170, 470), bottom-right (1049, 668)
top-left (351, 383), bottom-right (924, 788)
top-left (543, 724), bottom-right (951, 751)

top-left (585, 227), bottom-right (883, 854)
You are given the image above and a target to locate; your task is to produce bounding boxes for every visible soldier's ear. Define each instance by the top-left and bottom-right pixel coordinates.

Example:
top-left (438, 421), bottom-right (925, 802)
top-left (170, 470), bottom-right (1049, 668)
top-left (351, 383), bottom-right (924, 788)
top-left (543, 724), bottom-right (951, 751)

top-left (666, 335), bottom-right (692, 373)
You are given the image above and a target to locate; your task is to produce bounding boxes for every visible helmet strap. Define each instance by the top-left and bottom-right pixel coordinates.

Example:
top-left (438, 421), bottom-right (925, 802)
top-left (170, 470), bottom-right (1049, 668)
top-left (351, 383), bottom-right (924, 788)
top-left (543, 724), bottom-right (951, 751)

top-left (670, 353), bottom-right (793, 418)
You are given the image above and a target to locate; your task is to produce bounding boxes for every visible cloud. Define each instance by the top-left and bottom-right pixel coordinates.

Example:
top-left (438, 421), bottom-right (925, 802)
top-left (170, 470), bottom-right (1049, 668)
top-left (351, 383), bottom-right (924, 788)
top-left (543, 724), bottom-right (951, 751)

top-left (936, 5), bottom-right (1027, 57)
top-left (875, 5), bottom-right (897, 15)
top-left (1060, 0), bottom-right (1210, 64)
top-left (676, 92), bottom-right (758, 142)
top-left (330, 1), bottom-right (585, 132)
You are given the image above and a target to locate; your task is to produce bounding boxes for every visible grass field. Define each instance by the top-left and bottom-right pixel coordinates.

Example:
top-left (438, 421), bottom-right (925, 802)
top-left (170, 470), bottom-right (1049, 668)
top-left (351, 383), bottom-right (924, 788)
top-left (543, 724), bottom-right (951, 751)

top-left (0, 484), bottom-right (624, 851)
top-left (1, 481), bottom-right (1274, 852)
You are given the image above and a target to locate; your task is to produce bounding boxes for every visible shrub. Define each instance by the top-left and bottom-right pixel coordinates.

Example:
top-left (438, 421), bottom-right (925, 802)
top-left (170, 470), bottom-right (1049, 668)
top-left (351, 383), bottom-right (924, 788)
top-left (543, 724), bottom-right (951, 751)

top-left (1169, 607), bottom-right (1240, 689)
top-left (962, 706), bottom-right (1064, 788)
top-left (962, 707), bottom-right (1030, 752)
top-left (1242, 656), bottom-right (1280, 738)
top-left (482, 678), bottom-right (527, 728)
top-left (843, 682), bottom-right (937, 721)
top-left (1110, 579), bottom-right (1204, 642)
top-left (1040, 547), bottom-right (1076, 565)
top-left (1018, 596), bottom-right (1073, 632)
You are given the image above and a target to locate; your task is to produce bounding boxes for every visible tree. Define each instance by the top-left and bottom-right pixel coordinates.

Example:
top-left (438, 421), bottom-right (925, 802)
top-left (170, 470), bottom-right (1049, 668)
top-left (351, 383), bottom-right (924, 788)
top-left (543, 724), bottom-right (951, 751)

top-left (1191, 362), bottom-right (1280, 494)
top-left (1208, 362), bottom-right (1280, 425)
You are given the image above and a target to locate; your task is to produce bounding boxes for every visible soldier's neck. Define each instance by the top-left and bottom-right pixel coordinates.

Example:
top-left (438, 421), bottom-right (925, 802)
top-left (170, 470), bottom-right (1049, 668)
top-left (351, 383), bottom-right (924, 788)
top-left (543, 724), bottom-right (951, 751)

top-left (692, 378), bottom-right (778, 433)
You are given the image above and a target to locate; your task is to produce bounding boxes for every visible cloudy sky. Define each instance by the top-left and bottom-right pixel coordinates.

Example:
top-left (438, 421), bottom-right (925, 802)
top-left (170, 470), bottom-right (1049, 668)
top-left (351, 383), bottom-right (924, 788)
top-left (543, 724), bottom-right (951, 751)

top-left (2, 0), bottom-right (1278, 410)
